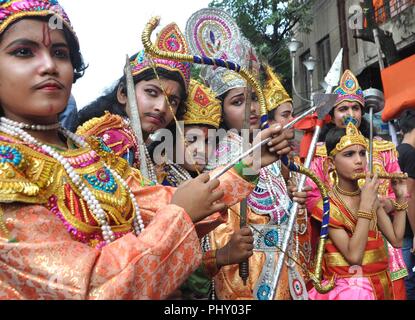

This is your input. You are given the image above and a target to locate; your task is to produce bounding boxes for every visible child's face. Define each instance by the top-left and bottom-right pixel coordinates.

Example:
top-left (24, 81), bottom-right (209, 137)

top-left (119, 78), bottom-right (182, 136)
top-left (0, 19), bottom-right (74, 124)
top-left (178, 125), bottom-right (214, 173)
top-left (333, 144), bottom-right (367, 180)
top-left (332, 101), bottom-right (363, 129)
top-left (269, 102), bottom-right (294, 128)
top-left (223, 87), bottom-right (260, 131)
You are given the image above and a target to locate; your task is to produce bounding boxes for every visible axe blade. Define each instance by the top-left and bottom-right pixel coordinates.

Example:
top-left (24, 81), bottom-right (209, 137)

top-left (313, 93), bottom-right (338, 120)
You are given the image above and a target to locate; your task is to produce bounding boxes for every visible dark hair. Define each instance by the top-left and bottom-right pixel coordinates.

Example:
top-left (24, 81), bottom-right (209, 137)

top-left (78, 67), bottom-right (187, 126)
top-left (0, 16), bottom-right (87, 83)
top-left (325, 127), bottom-right (347, 156)
top-left (319, 114), bottom-right (372, 142)
top-left (61, 23), bottom-right (87, 83)
top-left (399, 109), bottom-right (415, 134)
top-left (217, 91), bottom-right (230, 130)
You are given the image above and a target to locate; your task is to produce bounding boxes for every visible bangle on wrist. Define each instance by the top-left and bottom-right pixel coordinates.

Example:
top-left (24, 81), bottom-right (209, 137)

top-left (392, 200), bottom-right (409, 211)
top-left (356, 209), bottom-right (374, 220)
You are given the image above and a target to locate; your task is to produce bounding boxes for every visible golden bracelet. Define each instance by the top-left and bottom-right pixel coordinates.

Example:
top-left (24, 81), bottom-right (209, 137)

top-left (392, 200), bottom-right (409, 211)
top-left (356, 210), bottom-right (374, 220)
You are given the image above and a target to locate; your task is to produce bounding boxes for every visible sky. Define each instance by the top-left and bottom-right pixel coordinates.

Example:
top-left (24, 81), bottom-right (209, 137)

top-left (59, 0), bottom-right (211, 109)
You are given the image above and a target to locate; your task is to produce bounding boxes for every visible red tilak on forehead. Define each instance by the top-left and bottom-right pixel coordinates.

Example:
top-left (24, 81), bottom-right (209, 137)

top-left (42, 23), bottom-right (52, 47)
top-left (201, 127), bottom-right (209, 137)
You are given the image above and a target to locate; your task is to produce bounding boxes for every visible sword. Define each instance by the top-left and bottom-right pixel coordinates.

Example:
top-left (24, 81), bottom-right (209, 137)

top-left (124, 55), bottom-right (150, 179)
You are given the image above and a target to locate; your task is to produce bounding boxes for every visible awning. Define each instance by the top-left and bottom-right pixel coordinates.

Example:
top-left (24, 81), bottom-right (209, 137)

top-left (381, 54), bottom-right (415, 121)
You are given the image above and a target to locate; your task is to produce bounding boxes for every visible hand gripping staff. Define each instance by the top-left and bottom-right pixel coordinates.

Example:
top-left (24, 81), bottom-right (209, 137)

top-left (142, 17), bottom-right (334, 297)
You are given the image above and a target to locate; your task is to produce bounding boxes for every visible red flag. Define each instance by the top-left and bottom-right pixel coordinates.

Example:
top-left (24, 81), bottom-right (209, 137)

top-left (381, 54), bottom-right (415, 121)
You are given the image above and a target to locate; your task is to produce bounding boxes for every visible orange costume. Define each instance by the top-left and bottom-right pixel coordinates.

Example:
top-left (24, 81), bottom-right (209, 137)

top-left (0, 129), bottom-right (255, 300)
top-left (305, 70), bottom-right (407, 299)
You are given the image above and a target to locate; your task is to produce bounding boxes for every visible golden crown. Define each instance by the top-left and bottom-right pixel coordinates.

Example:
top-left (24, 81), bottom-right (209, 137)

top-left (263, 65), bottom-right (292, 112)
top-left (183, 79), bottom-right (222, 128)
top-left (330, 122), bottom-right (368, 156)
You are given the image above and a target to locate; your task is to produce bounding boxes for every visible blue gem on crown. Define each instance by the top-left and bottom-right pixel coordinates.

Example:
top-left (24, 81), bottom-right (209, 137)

top-left (345, 79), bottom-right (355, 89)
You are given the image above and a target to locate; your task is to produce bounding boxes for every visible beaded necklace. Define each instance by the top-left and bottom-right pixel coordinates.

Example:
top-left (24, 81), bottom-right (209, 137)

top-left (0, 117), bottom-right (145, 245)
top-left (143, 145), bottom-right (157, 182)
top-left (166, 160), bottom-right (192, 186)
top-left (201, 234), bottom-right (217, 300)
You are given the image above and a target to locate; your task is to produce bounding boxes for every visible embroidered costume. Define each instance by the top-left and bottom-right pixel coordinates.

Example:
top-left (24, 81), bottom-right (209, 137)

top-left (186, 10), bottom-right (310, 299)
top-left (304, 70), bottom-right (407, 298)
top-left (0, 0), bottom-right (258, 300)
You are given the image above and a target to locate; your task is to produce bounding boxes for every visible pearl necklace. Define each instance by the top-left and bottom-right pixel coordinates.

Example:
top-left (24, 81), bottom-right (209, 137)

top-left (0, 118), bottom-right (145, 244)
top-left (1, 117), bottom-right (60, 131)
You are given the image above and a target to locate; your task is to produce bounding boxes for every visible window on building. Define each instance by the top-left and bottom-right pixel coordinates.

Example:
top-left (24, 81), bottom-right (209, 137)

top-left (300, 50), bottom-right (311, 100)
top-left (373, 0), bottom-right (414, 23)
top-left (317, 36), bottom-right (332, 84)
top-left (390, 0), bottom-right (412, 17)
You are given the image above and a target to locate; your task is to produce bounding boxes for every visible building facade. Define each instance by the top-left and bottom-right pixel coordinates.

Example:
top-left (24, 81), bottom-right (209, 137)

top-left (292, 0), bottom-right (415, 114)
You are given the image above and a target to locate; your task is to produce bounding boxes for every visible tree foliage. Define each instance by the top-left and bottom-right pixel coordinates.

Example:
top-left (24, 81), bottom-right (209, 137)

top-left (208, 0), bottom-right (315, 87)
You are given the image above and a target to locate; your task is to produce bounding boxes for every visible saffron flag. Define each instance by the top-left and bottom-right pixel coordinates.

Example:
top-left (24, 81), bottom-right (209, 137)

top-left (381, 54), bottom-right (415, 121)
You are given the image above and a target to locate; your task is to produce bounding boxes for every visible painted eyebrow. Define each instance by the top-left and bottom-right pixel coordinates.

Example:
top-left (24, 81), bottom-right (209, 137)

top-left (145, 84), bottom-right (180, 100)
top-left (229, 93), bottom-right (245, 100)
top-left (5, 38), bottom-right (39, 49)
top-left (51, 42), bottom-right (69, 49)
top-left (5, 39), bottom-right (69, 50)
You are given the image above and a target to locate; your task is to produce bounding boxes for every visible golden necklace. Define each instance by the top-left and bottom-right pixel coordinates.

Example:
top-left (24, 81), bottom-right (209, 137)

top-left (335, 184), bottom-right (361, 197)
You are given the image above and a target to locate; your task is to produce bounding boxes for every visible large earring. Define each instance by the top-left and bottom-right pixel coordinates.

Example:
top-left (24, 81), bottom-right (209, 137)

top-left (329, 169), bottom-right (339, 186)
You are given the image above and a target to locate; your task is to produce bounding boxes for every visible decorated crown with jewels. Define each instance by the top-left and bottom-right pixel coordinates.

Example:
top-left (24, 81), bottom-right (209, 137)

top-left (263, 64), bottom-right (292, 112)
top-left (130, 23), bottom-right (191, 90)
top-left (183, 79), bottom-right (222, 129)
top-left (185, 8), bottom-right (259, 97)
top-left (333, 69), bottom-right (365, 107)
top-left (0, 0), bottom-right (78, 45)
top-left (330, 122), bottom-right (368, 156)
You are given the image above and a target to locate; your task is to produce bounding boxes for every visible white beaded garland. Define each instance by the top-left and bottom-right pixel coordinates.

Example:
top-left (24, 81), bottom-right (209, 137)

top-left (0, 117), bottom-right (145, 243)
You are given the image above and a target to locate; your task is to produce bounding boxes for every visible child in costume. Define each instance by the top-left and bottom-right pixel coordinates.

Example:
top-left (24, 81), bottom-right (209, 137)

top-left (305, 70), bottom-right (408, 299)
top-left (185, 8), bottom-right (311, 300)
top-left (309, 123), bottom-right (407, 300)
top-left (153, 79), bottom-right (255, 300)
top-left (77, 22), bottom-right (191, 181)
top-left (0, 0), bottom-right (293, 300)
